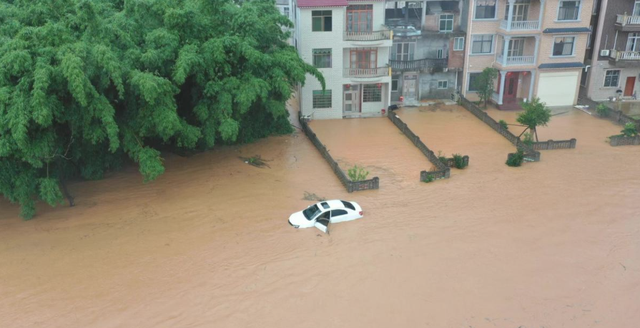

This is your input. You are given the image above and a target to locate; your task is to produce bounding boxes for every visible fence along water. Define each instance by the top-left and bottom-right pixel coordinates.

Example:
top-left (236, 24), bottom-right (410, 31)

top-left (299, 114), bottom-right (379, 192)
top-left (387, 112), bottom-right (451, 181)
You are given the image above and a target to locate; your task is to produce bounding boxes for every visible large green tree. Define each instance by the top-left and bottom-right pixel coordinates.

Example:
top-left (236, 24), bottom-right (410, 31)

top-left (0, 0), bottom-right (324, 218)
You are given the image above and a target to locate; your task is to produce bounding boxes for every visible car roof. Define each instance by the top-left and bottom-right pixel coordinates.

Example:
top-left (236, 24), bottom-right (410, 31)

top-left (317, 200), bottom-right (350, 210)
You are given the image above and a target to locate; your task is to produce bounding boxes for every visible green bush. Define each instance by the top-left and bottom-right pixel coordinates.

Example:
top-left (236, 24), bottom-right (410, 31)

top-left (506, 149), bottom-right (524, 167)
top-left (348, 165), bottom-right (369, 182)
top-left (422, 174), bottom-right (435, 183)
top-left (452, 154), bottom-right (467, 169)
top-left (522, 132), bottom-right (534, 146)
top-left (499, 120), bottom-right (509, 130)
top-left (596, 104), bottom-right (610, 117)
top-left (620, 122), bottom-right (639, 137)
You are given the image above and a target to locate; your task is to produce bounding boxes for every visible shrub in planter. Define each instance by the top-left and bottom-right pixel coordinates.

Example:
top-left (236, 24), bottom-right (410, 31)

top-left (452, 153), bottom-right (467, 169)
top-left (596, 104), bottom-right (610, 117)
top-left (422, 174), bottom-right (435, 183)
top-left (348, 165), bottom-right (369, 182)
top-left (620, 122), bottom-right (638, 137)
top-left (499, 120), bottom-right (509, 130)
top-left (506, 149), bottom-right (524, 167)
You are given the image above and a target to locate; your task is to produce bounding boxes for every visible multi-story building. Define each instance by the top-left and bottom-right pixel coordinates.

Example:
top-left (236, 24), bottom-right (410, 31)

top-left (585, 0), bottom-right (640, 101)
top-left (462, 0), bottom-right (593, 109)
top-left (293, 0), bottom-right (393, 119)
top-left (277, 0), bottom-right (295, 45)
top-left (386, 0), bottom-right (468, 105)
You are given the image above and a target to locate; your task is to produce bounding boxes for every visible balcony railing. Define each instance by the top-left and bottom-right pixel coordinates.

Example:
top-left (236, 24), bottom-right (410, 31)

top-left (344, 30), bottom-right (392, 41)
top-left (611, 50), bottom-right (640, 61)
top-left (499, 20), bottom-right (540, 31)
top-left (616, 14), bottom-right (640, 26)
top-left (389, 58), bottom-right (447, 72)
top-left (497, 54), bottom-right (535, 66)
top-left (343, 67), bottom-right (390, 78)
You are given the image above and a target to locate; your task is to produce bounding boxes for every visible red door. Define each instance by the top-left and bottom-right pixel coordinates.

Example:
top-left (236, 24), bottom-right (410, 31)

top-left (624, 77), bottom-right (636, 97)
top-left (503, 72), bottom-right (519, 104)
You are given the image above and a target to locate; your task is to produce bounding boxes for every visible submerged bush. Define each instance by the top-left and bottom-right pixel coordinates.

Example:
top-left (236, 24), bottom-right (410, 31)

top-left (620, 123), bottom-right (639, 137)
top-left (348, 165), bottom-right (369, 182)
top-left (452, 154), bottom-right (467, 169)
top-left (596, 104), bottom-right (610, 117)
top-left (422, 174), bottom-right (435, 183)
top-left (499, 120), bottom-right (509, 130)
top-left (522, 132), bottom-right (534, 146)
top-left (506, 149), bottom-right (525, 167)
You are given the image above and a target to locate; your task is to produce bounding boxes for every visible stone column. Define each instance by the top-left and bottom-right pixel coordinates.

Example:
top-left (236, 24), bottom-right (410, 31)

top-left (502, 36), bottom-right (511, 66)
top-left (507, 0), bottom-right (516, 31)
top-left (528, 70), bottom-right (536, 101)
top-left (498, 70), bottom-right (507, 105)
top-left (538, 0), bottom-right (546, 29)
top-left (533, 35), bottom-right (540, 65)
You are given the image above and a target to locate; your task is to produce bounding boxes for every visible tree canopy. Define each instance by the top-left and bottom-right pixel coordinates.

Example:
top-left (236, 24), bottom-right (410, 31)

top-left (0, 0), bottom-right (324, 218)
top-left (516, 97), bottom-right (551, 142)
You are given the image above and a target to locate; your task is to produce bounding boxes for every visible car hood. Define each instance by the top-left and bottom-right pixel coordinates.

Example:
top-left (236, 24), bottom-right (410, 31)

top-left (288, 211), bottom-right (308, 226)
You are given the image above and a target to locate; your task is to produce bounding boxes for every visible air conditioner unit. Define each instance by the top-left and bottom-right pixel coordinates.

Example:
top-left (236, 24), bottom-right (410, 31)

top-left (443, 67), bottom-right (449, 72)
top-left (600, 49), bottom-right (610, 57)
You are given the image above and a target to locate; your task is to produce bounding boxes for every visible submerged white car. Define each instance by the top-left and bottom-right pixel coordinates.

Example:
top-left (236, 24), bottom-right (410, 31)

top-left (289, 200), bottom-right (363, 233)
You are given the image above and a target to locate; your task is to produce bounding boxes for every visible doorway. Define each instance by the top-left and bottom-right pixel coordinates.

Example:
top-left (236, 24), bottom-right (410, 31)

top-left (344, 87), bottom-right (360, 113)
top-left (503, 72), bottom-right (519, 104)
top-left (403, 74), bottom-right (418, 103)
top-left (624, 76), bottom-right (636, 97)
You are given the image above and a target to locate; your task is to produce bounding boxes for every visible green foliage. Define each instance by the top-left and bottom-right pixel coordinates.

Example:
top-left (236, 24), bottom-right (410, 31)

top-left (473, 67), bottom-right (498, 108)
top-left (522, 132), bottom-right (534, 146)
top-left (422, 173), bottom-right (435, 183)
top-left (506, 149), bottom-right (524, 167)
top-left (0, 0), bottom-right (324, 218)
top-left (517, 97), bottom-right (551, 141)
top-left (347, 165), bottom-right (369, 182)
top-left (620, 122), bottom-right (638, 137)
top-left (499, 120), bottom-right (508, 130)
top-left (451, 153), bottom-right (467, 169)
top-left (596, 104), bottom-right (610, 117)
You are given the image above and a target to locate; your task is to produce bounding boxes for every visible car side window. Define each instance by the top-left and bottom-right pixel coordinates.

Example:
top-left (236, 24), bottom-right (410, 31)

top-left (316, 211), bottom-right (330, 220)
top-left (330, 210), bottom-right (348, 217)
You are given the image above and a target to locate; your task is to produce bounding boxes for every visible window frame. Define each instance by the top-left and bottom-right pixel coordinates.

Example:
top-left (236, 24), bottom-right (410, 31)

top-left (312, 48), bottom-right (332, 68)
top-left (362, 84), bottom-right (382, 102)
top-left (283, 6), bottom-right (290, 18)
top-left (454, 37), bottom-right (465, 51)
top-left (556, 0), bottom-right (582, 22)
top-left (634, 1), bottom-right (640, 16)
top-left (470, 34), bottom-right (494, 55)
top-left (312, 90), bottom-right (332, 108)
top-left (350, 48), bottom-right (378, 69)
top-left (312, 10), bottom-right (333, 32)
top-left (467, 72), bottom-right (481, 92)
top-left (439, 13), bottom-right (454, 32)
top-left (391, 42), bottom-right (415, 61)
top-left (436, 48), bottom-right (444, 59)
top-left (551, 35), bottom-right (576, 57)
top-left (603, 70), bottom-right (620, 88)
top-left (474, 0), bottom-right (497, 20)
top-left (627, 33), bottom-right (640, 52)
top-left (346, 5), bottom-right (373, 33)
top-left (391, 78), bottom-right (399, 92)
top-left (438, 80), bottom-right (449, 89)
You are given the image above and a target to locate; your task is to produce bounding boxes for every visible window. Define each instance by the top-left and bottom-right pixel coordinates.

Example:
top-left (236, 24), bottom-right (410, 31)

top-left (439, 14), bottom-right (454, 31)
top-left (340, 201), bottom-right (355, 210)
top-left (303, 205), bottom-right (321, 220)
top-left (313, 90), bottom-right (332, 108)
top-left (330, 210), bottom-right (348, 217)
top-left (283, 6), bottom-right (290, 18)
top-left (347, 5), bottom-right (373, 32)
top-left (552, 36), bottom-right (575, 56)
top-left (627, 33), bottom-right (640, 52)
top-left (392, 43), bottom-right (415, 61)
top-left (505, 3), bottom-right (529, 21)
top-left (604, 70), bottom-right (620, 87)
top-left (635, 1), bottom-right (640, 16)
top-left (350, 48), bottom-right (377, 68)
top-left (475, 0), bottom-right (496, 19)
top-left (436, 49), bottom-right (444, 58)
top-left (454, 37), bottom-right (465, 51)
top-left (438, 81), bottom-right (449, 89)
top-left (467, 73), bottom-right (481, 91)
top-left (363, 84), bottom-right (381, 102)
top-left (391, 79), bottom-right (399, 92)
top-left (312, 10), bottom-right (332, 31)
top-left (558, 1), bottom-right (580, 21)
top-left (471, 35), bottom-right (494, 54)
top-left (313, 49), bottom-right (331, 68)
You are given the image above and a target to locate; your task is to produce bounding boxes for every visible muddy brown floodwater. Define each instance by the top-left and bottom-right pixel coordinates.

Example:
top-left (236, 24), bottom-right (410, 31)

top-left (1, 104), bottom-right (639, 328)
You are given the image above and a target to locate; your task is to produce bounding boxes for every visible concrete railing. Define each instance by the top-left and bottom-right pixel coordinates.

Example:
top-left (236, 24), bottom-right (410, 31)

top-left (611, 50), bottom-right (640, 61)
top-left (343, 67), bottom-right (390, 78)
top-left (616, 14), bottom-right (640, 26)
top-left (610, 135), bottom-right (640, 146)
top-left (344, 29), bottom-right (392, 41)
top-left (389, 58), bottom-right (447, 72)
top-left (387, 112), bottom-right (451, 181)
top-left (497, 54), bottom-right (535, 66)
top-left (299, 114), bottom-right (380, 192)
top-left (531, 139), bottom-right (577, 150)
top-left (500, 20), bottom-right (540, 31)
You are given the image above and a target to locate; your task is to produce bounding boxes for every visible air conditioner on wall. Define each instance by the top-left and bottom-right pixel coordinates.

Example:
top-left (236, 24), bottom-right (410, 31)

top-left (600, 49), bottom-right (610, 57)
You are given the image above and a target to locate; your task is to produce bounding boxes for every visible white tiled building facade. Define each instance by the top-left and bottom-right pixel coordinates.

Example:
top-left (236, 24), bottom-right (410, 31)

top-left (293, 0), bottom-right (393, 119)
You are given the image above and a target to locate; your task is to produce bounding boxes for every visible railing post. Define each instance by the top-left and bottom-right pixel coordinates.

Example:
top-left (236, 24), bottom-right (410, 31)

top-left (570, 138), bottom-right (577, 148)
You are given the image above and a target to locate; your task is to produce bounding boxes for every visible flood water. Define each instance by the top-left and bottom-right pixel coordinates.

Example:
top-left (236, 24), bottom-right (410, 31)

top-left (1, 104), bottom-right (639, 328)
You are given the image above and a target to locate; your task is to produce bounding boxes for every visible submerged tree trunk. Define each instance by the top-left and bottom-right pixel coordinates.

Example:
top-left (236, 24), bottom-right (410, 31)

top-left (60, 180), bottom-right (75, 207)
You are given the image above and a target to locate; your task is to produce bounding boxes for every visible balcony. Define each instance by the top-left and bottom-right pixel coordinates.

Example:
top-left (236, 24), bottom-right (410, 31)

top-left (389, 58), bottom-right (447, 72)
top-left (343, 30), bottom-right (392, 42)
top-left (499, 20), bottom-right (540, 32)
top-left (496, 54), bottom-right (535, 66)
top-left (607, 50), bottom-right (640, 67)
top-left (615, 14), bottom-right (640, 32)
top-left (343, 67), bottom-right (390, 79)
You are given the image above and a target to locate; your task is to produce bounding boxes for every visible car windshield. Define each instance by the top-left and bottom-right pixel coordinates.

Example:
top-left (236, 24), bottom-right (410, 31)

top-left (302, 205), bottom-right (321, 221)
